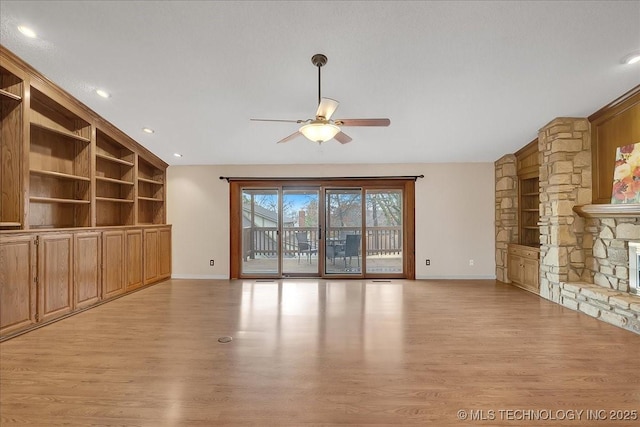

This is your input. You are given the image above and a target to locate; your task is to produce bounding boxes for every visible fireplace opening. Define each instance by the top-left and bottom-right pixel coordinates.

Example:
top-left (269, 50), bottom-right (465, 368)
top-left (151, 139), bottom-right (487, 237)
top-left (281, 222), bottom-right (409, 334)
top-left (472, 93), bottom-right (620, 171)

top-left (630, 242), bottom-right (640, 295)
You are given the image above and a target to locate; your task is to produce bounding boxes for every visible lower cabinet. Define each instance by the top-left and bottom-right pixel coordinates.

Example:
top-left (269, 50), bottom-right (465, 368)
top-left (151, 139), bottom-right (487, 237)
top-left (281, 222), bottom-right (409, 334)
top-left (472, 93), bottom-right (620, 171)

top-left (0, 235), bottom-right (37, 337)
top-left (38, 233), bottom-right (74, 323)
top-left (144, 226), bottom-right (172, 285)
top-left (0, 225), bottom-right (171, 340)
top-left (74, 231), bottom-right (101, 309)
top-left (507, 244), bottom-right (540, 294)
top-left (126, 229), bottom-right (143, 291)
top-left (102, 230), bottom-right (126, 299)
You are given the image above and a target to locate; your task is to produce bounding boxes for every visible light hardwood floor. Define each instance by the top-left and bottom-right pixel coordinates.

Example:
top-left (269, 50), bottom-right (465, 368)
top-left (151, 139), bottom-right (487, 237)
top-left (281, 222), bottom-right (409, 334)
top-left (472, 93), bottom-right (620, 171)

top-left (1, 279), bottom-right (639, 426)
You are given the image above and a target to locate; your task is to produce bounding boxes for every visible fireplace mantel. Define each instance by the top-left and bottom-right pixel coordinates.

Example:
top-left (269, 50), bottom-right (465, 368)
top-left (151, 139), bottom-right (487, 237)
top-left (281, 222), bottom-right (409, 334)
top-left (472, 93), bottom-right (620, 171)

top-left (573, 204), bottom-right (640, 218)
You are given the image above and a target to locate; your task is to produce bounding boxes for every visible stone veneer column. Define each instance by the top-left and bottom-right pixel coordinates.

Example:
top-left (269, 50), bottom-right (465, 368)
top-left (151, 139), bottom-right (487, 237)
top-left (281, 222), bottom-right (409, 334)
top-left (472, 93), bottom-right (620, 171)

top-left (495, 154), bottom-right (518, 282)
top-left (538, 118), bottom-right (591, 302)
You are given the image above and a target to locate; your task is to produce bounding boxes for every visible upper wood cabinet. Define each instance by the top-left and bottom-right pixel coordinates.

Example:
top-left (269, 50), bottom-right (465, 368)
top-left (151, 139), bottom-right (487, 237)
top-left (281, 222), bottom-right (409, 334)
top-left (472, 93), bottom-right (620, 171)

top-left (0, 45), bottom-right (168, 231)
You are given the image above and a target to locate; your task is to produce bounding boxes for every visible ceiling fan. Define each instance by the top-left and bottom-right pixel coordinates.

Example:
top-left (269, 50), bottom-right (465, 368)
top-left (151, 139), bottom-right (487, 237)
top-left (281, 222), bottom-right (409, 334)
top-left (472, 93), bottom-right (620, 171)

top-left (251, 54), bottom-right (390, 144)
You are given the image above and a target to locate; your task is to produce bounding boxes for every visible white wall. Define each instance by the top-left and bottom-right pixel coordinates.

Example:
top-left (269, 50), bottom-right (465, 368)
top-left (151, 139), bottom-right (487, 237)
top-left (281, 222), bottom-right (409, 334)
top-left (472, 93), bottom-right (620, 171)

top-left (167, 163), bottom-right (495, 280)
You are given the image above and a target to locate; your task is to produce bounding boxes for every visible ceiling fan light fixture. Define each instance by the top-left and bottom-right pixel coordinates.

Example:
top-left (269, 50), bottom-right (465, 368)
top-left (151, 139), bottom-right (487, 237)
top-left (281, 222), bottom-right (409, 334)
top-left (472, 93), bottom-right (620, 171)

top-left (299, 122), bottom-right (340, 143)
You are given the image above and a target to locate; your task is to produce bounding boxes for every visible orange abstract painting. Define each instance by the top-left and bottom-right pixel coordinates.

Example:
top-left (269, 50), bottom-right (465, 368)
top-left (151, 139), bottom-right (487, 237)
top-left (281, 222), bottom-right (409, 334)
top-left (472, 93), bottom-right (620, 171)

top-left (611, 142), bottom-right (640, 204)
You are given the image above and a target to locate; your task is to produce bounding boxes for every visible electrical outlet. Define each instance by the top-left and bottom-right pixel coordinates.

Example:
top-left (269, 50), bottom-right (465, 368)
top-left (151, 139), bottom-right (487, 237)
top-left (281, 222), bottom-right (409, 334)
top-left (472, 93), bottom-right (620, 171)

top-left (426, 259), bottom-right (431, 266)
top-left (210, 260), bottom-right (215, 266)
top-left (469, 259), bottom-right (474, 266)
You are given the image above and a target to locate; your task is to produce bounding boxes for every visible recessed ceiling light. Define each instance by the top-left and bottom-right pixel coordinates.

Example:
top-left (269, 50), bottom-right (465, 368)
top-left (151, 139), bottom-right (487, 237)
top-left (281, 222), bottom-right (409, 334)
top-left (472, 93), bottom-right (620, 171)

top-left (96, 89), bottom-right (110, 98)
top-left (142, 127), bottom-right (155, 134)
top-left (622, 51), bottom-right (640, 65)
top-left (173, 153), bottom-right (183, 158)
top-left (18, 25), bottom-right (37, 38)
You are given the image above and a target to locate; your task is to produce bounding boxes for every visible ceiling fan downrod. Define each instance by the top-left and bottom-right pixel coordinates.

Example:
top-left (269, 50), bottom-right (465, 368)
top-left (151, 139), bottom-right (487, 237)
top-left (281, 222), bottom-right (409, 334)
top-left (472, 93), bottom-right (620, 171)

top-left (311, 54), bottom-right (328, 108)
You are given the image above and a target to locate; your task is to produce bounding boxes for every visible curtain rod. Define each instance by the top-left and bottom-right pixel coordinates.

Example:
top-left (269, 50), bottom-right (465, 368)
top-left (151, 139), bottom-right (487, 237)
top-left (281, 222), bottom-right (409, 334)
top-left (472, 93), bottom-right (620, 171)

top-left (219, 175), bottom-right (424, 183)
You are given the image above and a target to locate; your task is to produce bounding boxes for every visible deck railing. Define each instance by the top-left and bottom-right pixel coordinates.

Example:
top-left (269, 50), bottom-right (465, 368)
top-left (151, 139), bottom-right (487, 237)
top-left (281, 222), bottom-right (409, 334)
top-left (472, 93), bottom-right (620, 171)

top-left (243, 226), bottom-right (402, 259)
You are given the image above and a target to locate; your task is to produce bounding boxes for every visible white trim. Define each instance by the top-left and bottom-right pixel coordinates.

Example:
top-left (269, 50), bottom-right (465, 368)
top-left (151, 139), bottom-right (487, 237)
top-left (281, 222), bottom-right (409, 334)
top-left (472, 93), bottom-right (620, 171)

top-left (416, 275), bottom-right (496, 280)
top-left (171, 274), bottom-right (229, 280)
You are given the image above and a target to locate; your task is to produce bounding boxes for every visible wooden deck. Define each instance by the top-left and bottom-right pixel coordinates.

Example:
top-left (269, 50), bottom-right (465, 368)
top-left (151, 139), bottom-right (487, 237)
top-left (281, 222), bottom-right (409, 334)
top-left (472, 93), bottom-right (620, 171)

top-left (1, 278), bottom-right (639, 426)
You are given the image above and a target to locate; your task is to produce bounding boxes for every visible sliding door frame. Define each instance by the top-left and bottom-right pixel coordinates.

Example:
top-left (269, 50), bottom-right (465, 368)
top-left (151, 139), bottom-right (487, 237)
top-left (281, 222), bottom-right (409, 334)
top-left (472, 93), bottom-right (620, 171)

top-left (229, 178), bottom-right (415, 280)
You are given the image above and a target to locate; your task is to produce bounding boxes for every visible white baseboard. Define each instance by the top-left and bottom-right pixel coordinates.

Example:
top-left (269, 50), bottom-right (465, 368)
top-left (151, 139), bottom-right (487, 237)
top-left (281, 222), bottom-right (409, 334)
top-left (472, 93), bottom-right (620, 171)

top-left (171, 274), bottom-right (229, 280)
top-left (415, 275), bottom-right (496, 280)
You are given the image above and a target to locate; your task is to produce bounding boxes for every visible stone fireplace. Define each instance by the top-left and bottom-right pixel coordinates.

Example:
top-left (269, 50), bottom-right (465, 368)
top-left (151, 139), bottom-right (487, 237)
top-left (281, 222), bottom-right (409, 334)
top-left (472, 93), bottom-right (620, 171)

top-left (496, 116), bottom-right (640, 334)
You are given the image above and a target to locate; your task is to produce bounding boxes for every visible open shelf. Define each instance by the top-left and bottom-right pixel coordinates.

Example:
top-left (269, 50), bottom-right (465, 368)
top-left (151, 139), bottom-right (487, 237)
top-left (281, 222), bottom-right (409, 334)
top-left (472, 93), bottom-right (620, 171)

top-left (30, 169), bottom-right (91, 182)
top-left (138, 177), bottom-right (163, 185)
top-left (30, 121), bottom-right (91, 143)
top-left (138, 196), bottom-right (163, 202)
top-left (30, 196), bottom-right (90, 204)
top-left (96, 152), bottom-right (134, 166)
top-left (97, 197), bottom-right (135, 203)
top-left (97, 176), bottom-right (135, 186)
top-left (0, 222), bottom-right (21, 228)
top-left (0, 88), bottom-right (21, 101)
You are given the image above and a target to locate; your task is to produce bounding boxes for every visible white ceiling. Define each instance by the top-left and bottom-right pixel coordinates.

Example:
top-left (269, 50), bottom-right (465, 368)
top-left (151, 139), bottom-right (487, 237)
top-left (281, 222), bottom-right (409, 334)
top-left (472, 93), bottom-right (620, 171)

top-left (1, 1), bottom-right (638, 166)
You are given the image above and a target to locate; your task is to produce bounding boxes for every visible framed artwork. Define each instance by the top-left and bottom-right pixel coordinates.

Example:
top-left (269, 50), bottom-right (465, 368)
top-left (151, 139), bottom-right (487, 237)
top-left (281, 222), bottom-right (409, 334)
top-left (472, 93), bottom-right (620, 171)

top-left (611, 142), bottom-right (640, 204)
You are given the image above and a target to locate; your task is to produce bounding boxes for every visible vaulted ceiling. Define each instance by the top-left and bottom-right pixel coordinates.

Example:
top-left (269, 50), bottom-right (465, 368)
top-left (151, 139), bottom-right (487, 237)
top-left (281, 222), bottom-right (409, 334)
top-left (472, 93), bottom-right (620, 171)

top-left (1, 1), bottom-right (638, 166)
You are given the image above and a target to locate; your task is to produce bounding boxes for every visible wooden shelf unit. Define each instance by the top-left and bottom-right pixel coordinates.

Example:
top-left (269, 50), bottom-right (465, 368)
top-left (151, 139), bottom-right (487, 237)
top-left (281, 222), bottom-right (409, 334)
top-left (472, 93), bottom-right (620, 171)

top-left (515, 139), bottom-right (540, 248)
top-left (28, 87), bottom-right (91, 229)
top-left (0, 65), bottom-right (24, 230)
top-left (95, 129), bottom-right (135, 227)
top-left (1, 46), bottom-right (171, 341)
top-left (137, 157), bottom-right (165, 225)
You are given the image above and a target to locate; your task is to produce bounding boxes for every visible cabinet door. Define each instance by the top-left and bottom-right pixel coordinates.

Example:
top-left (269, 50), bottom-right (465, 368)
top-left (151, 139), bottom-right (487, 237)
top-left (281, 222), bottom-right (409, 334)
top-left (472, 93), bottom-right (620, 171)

top-left (158, 227), bottom-right (171, 280)
top-left (0, 235), bottom-right (37, 337)
top-left (522, 257), bottom-right (540, 292)
top-left (126, 229), bottom-right (143, 290)
top-left (508, 253), bottom-right (523, 284)
top-left (74, 231), bottom-right (101, 309)
top-left (102, 230), bottom-right (125, 299)
top-left (143, 228), bottom-right (159, 284)
top-left (38, 233), bottom-right (74, 322)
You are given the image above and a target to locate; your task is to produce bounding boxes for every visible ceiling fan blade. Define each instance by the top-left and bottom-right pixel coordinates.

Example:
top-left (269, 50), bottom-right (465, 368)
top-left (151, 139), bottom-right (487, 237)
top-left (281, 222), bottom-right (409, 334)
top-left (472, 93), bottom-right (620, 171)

top-left (251, 118), bottom-right (303, 123)
top-left (335, 118), bottom-right (390, 127)
top-left (316, 98), bottom-right (339, 120)
top-left (277, 131), bottom-right (302, 144)
top-left (334, 131), bottom-right (352, 144)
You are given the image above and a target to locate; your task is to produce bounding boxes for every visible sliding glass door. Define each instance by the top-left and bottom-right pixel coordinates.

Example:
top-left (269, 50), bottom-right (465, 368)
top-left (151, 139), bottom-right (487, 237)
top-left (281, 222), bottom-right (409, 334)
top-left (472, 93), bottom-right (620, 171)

top-left (241, 189), bottom-right (280, 275)
top-left (230, 178), bottom-right (415, 279)
top-left (282, 188), bottom-right (320, 276)
top-left (325, 189), bottom-right (363, 275)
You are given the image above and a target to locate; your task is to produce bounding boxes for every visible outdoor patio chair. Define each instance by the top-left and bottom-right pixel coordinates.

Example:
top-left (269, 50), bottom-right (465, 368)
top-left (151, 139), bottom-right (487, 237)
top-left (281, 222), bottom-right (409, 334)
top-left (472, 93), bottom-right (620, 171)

top-left (336, 234), bottom-right (361, 267)
top-left (295, 232), bottom-right (317, 263)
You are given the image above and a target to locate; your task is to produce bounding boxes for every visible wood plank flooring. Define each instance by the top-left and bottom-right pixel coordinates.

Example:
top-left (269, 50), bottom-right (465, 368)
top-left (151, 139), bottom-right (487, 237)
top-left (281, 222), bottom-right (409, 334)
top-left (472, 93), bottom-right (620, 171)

top-left (1, 279), bottom-right (639, 426)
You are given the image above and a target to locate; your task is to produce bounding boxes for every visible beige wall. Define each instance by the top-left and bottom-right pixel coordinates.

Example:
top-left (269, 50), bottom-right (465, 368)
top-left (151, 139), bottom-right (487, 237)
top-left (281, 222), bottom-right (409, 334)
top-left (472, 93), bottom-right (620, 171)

top-left (167, 163), bottom-right (495, 280)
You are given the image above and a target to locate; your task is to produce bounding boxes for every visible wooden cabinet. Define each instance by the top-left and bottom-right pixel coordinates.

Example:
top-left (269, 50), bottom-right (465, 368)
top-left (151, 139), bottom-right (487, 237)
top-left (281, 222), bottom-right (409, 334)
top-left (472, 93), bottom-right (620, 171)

top-left (126, 229), bottom-right (143, 290)
top-left (38, 233), bottom-right (74, 322)
top-left (102, 230), bottom-right (125, 299)
top-left (0, 235), bottom-right (37, 336)
top-left (0, 42), bottom-right (171, 341)
top-left (508, 244), bottom-right (540, 294)
top-left (144, 226), bottom-right (172, 285)
top-left (74, 231), bottom-right (101, 309)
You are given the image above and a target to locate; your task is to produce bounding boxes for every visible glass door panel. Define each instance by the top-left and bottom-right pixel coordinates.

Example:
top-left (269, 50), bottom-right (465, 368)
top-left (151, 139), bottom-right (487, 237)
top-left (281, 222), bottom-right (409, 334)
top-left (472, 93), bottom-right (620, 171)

top-left (365, 189), bottom-right (403, 274)
top-left (241, 188), bottom-right (279, 275)
top-left (325, 189), bottom-right (363, 275)
top-left (282, 188), bottom-right (320, 276)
